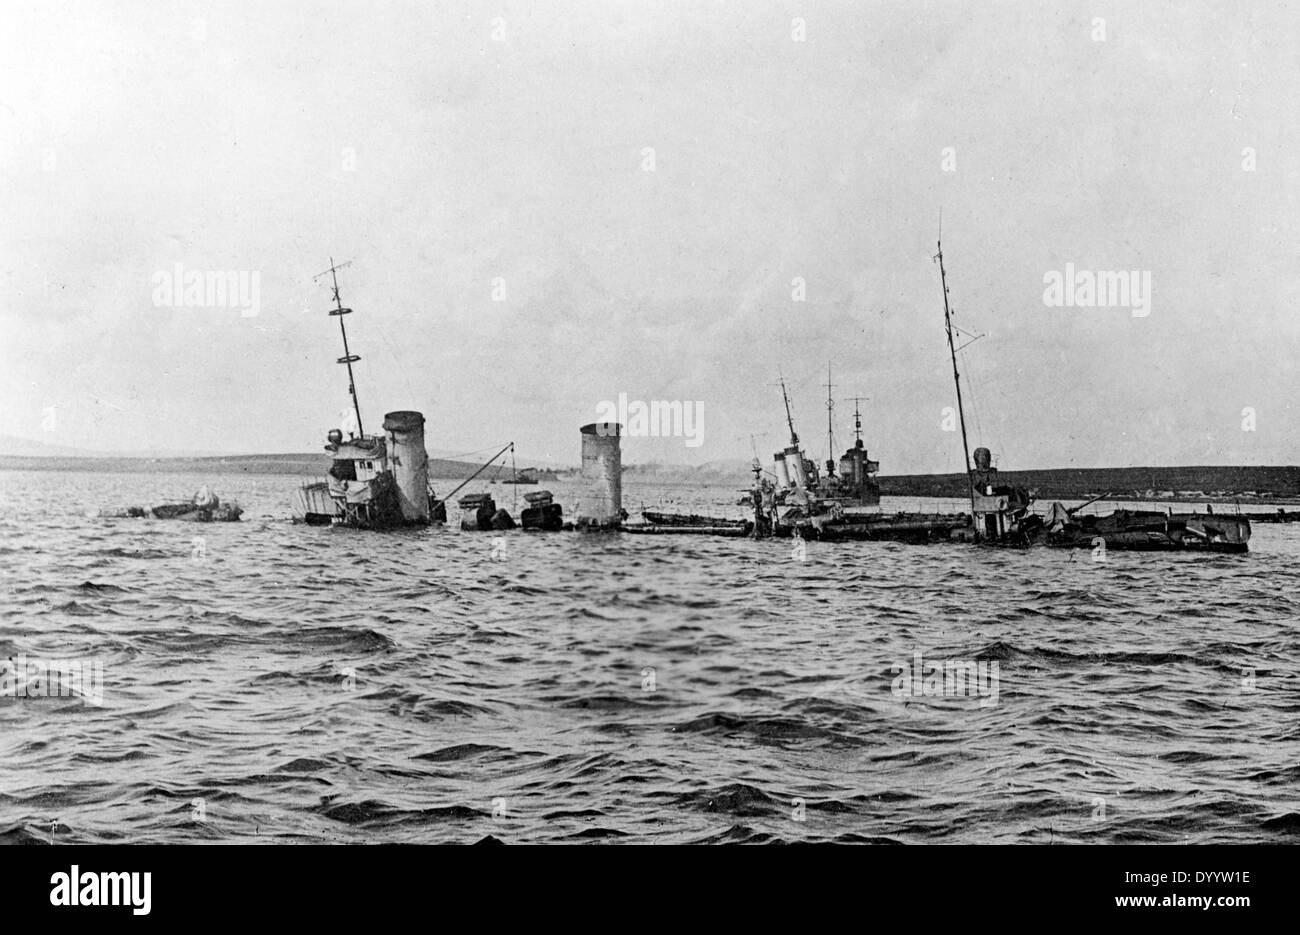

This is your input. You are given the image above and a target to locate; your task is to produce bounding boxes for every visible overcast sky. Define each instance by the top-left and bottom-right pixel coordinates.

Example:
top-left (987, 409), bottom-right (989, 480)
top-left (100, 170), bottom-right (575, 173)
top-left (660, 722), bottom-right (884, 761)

top-left (2, 1), bottom-right (1296, 472)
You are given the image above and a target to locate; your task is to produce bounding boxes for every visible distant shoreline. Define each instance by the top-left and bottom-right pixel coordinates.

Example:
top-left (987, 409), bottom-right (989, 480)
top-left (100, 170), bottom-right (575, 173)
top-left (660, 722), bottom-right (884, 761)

top-left (3, 455), bottom-right (1299, 504)
top-left (0, 453), bottom-right (563, 482)
top-left (879, 465), bottom-right (1300, 506)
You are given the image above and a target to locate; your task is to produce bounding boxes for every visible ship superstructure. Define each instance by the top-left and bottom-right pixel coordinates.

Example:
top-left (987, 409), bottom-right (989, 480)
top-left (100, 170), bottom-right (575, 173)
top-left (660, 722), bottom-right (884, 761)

top-left (291, 260), bottom-right (441, 528)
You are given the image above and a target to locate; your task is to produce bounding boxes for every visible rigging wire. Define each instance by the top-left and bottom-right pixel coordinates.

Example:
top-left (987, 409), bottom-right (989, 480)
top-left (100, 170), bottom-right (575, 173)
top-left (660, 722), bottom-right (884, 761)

top-left (958, 347), bottom-right (986, 449)
top-left (960, 342), bottom-right (1007, 468)
top-left (439, 442), bottom-right (513, 461)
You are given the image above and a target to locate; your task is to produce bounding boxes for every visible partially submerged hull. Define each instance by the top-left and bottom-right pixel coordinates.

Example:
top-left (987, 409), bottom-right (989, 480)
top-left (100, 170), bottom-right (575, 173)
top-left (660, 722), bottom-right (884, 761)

top-left (291, 481), bottom-right (339, 526)
top-left (292, 476), bottom-right (445, 529)
top-left (641, 510), bottom-right (740, 527)
top-left (292, 470), bottom-right (409, 529)
top-left (624, 522), bottom-right (752, 537)
top-left (625, 510), bottom-right (752, 536)
top-left (1045, 510), bottom-right (1250, 553)
top-left (775, 511), bottom-right (972, 543)
top-left (625, 501), bottom-right (1253, 554)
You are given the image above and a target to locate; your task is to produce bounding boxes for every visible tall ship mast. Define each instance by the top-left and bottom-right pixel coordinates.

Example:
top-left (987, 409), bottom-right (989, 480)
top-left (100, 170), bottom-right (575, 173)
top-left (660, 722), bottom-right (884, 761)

top-left (824, 363), bottom-right (836, 477)
top-left (935, 236), bottom-right (1037, 544)
top-left (779, 375), bottom-right (799, 447)
top-left (849, 396), bottom-right (867, 447)
top-left (935, 239), bottom-right (978, 530)
top-left (324, 258), bottom-right (365, 438)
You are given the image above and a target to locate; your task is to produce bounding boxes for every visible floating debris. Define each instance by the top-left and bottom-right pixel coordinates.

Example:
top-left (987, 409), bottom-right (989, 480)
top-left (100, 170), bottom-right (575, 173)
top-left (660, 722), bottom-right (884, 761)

top-left (520, 490), bottom-right (564, 531)
top-left (458, 493), bottom-right (515, 531)
top-left (99, 485), bottom-right (242, 522)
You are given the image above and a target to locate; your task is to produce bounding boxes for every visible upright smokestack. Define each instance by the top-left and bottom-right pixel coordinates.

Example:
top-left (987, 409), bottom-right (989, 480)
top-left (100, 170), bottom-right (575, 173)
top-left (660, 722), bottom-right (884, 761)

top-left (383, 410), bottom-right (429, 523)
top-left (577, 422), bottom-right (622, 528)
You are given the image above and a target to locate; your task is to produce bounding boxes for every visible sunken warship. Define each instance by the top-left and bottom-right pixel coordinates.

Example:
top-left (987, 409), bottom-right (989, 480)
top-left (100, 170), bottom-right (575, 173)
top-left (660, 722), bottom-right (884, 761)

top-left (290, 261), bottom-right (578, 532)
top-left (286, 255), bottom-right (1250, 553)
top-left (290, 261), bottom-right (448, 529)
top-left (630, 240), bottom-right (1251, 554)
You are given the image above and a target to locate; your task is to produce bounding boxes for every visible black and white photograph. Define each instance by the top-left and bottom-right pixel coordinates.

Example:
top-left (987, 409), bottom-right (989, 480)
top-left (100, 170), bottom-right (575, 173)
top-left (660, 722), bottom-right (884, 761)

top-left (0, 0), bottom-right (1289, 910)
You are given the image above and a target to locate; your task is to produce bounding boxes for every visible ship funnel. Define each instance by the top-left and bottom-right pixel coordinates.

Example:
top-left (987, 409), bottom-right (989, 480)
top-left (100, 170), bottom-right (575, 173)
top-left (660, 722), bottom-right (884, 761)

top-left (383, 410), bottom-right (429, 523)
top-left (846, 449), bottom-right (864, 485)
top-left (784, 445), bottom-right (808, 488)
top-left (773, 451), bottom-right (792, 488)
top-left (577, 422), bottom-right (623, 528)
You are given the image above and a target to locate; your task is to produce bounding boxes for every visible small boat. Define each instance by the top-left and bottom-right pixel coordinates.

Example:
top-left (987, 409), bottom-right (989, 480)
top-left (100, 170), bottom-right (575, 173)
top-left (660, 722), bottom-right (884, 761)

top-left (502, 468), bottom-right (541, 485)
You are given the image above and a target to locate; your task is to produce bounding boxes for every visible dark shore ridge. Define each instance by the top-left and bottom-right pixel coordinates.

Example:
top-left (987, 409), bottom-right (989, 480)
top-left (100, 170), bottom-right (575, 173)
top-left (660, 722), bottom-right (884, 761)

top-left (879, 465), bottom-right (1300, 503)
top-left (0, 453), bottom-right (546, 481)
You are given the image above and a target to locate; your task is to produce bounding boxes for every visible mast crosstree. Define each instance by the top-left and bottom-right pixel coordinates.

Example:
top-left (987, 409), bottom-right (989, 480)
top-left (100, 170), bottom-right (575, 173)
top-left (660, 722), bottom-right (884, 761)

top-left (848, 396), bottom-right (868, 446)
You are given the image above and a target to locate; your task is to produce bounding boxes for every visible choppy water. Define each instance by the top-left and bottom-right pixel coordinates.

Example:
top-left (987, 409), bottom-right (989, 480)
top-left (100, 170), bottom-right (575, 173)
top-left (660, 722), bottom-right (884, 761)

top-left (2, 468), bottom-right (1298, 844)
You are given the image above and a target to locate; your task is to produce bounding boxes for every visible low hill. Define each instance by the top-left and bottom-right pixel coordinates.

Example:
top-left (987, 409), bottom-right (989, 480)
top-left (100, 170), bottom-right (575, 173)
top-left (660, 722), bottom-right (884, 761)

top-left (4, 448), bottom-right (1298, 502)
top-left (879, 465), bottom-right (1300, 502)
top-left (0, 451), bottom-right (565, 481)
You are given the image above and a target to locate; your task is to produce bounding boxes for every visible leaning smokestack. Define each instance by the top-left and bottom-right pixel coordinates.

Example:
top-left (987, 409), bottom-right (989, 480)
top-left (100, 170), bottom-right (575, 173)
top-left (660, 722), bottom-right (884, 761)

top-left (577, 422), bottom-right (622, 529)
top-left (784, 444), bottom-right (807, 488)
top-left (773, 451), bottom-right (792, 488)
top-left (383, 410), bottom-right (429, 523)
